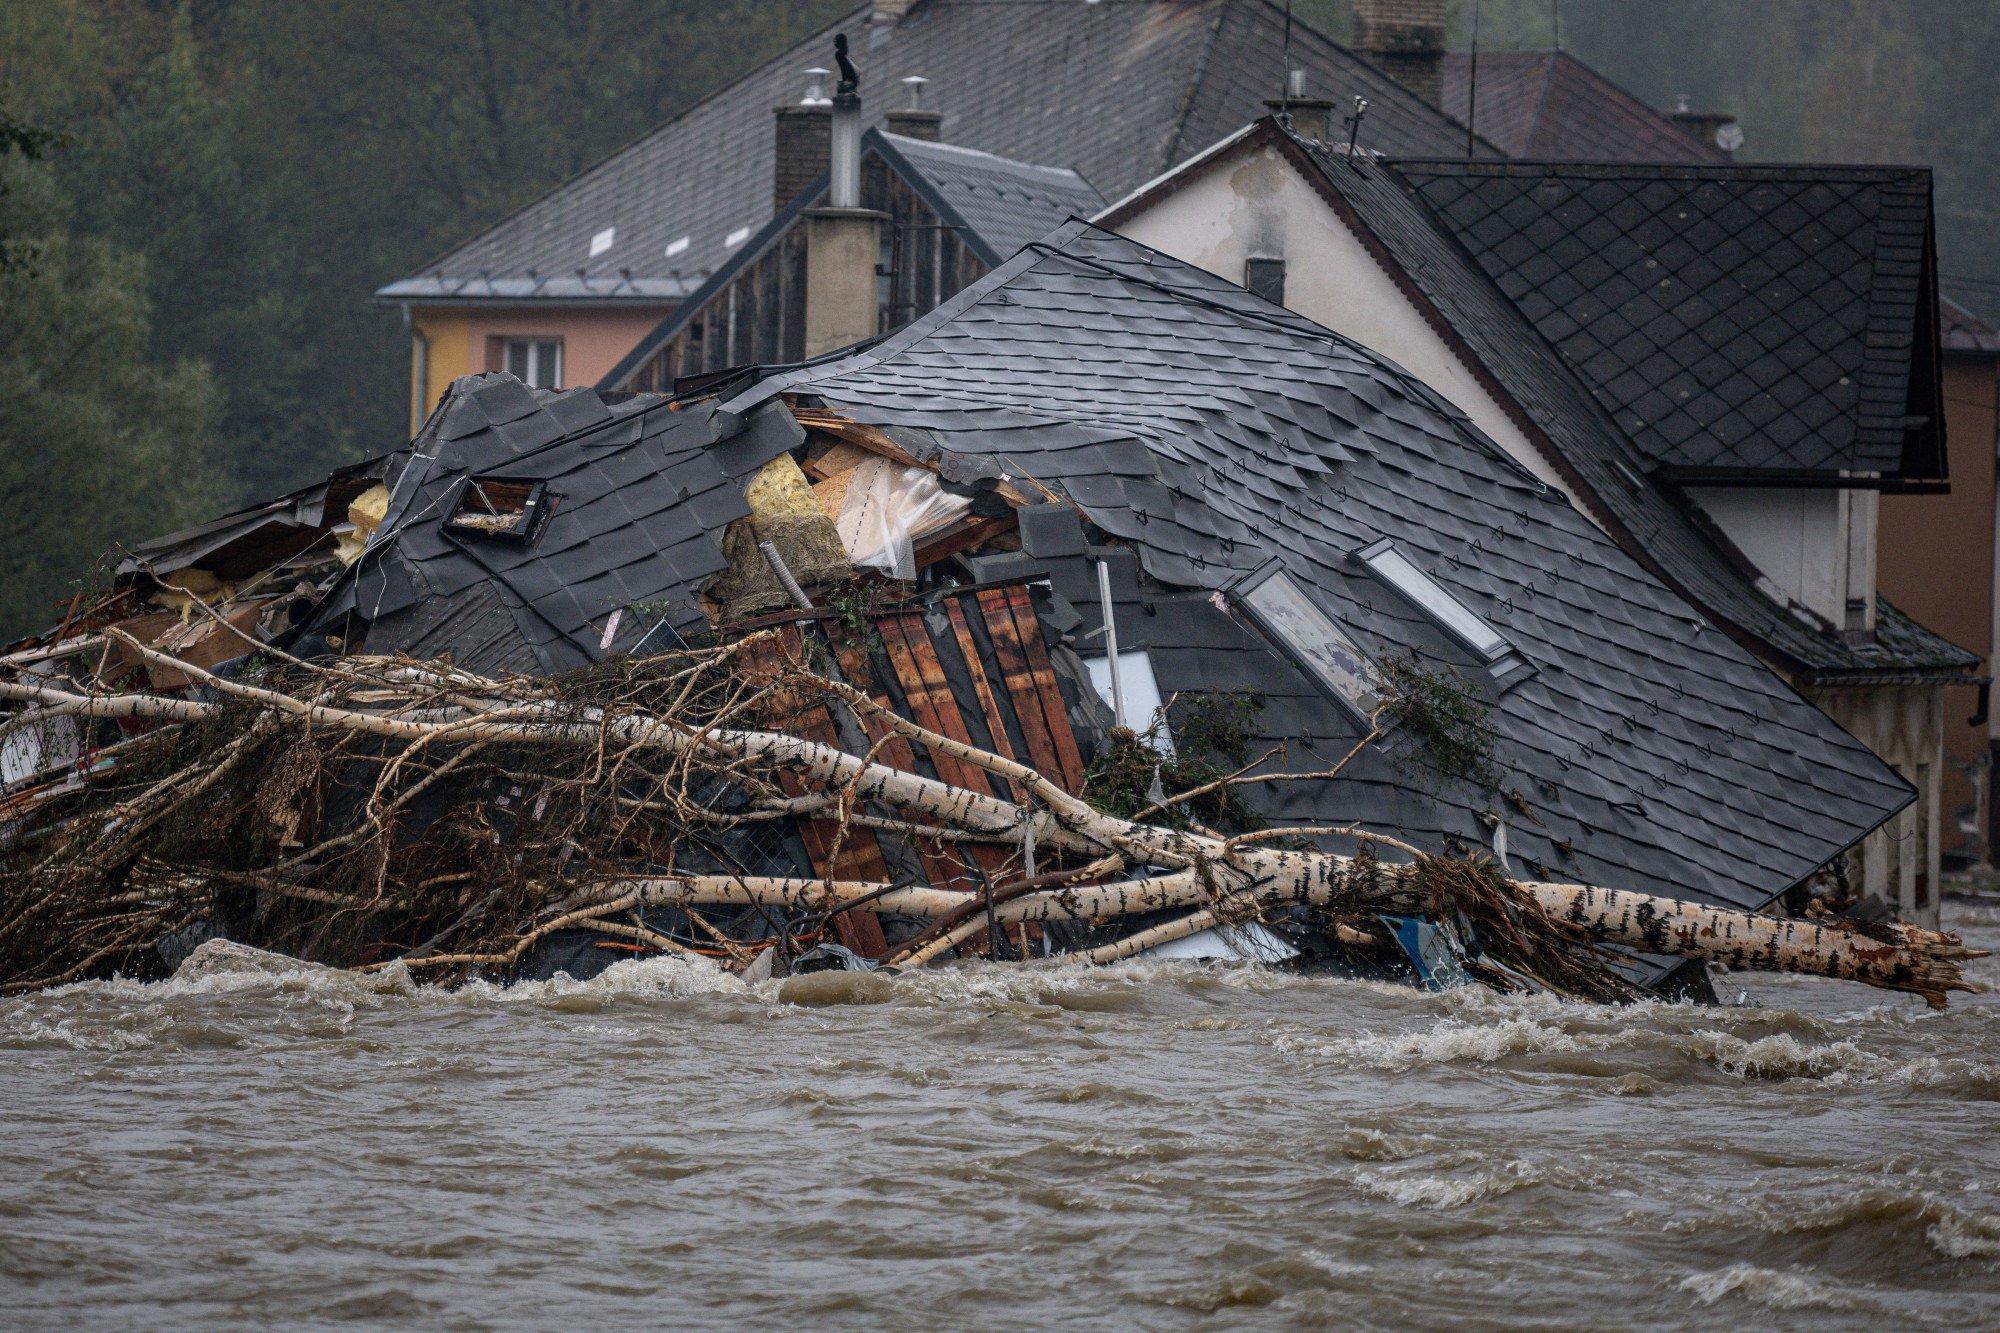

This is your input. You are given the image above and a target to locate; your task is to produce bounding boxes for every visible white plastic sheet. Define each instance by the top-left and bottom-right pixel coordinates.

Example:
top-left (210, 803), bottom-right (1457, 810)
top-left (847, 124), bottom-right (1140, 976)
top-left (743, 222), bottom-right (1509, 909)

top-left (834, 455), bottom-right (972, 579)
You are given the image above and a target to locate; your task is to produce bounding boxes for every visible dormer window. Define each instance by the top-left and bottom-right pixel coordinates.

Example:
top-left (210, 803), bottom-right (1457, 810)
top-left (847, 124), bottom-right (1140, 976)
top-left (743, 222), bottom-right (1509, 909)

top-left (1353, 537), bottom-right (1534, 688)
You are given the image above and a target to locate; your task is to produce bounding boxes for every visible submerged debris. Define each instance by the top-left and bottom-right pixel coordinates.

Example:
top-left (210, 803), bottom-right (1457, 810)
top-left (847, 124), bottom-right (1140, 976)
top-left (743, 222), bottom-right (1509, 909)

top-left (0, 630), bottom-right (1983, 1006)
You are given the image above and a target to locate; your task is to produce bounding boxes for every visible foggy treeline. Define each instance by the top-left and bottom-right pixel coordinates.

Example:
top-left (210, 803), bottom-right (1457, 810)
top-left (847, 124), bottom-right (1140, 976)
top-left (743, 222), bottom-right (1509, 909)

top-left (0, 0), bottom-right (1993, 640)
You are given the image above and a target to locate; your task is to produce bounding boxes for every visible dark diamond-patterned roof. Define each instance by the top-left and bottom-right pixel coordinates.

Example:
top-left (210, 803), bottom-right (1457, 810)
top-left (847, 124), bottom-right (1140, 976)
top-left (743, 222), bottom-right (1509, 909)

top-left (377, 0), bottom-right (1494, 306)
top-left (1393, 161), bottom-right (1938, 478)
top-left (728, 220), bottom-right (1913, 916)
top-left (1279, 137), bottom-right (1972, 679)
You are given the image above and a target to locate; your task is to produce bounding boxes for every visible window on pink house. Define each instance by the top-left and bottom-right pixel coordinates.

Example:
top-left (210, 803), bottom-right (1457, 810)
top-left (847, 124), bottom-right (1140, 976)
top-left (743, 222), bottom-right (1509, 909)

top-left (503, 338), bottom-right (563, 389)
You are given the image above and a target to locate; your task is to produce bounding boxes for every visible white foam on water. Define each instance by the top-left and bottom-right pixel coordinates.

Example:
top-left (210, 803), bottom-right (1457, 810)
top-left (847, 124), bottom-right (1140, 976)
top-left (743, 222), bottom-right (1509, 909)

top-left (1355, 1161), bottom-right (1537, 1209)
top-left (1678, 1264), bottom-right (1858, 1310)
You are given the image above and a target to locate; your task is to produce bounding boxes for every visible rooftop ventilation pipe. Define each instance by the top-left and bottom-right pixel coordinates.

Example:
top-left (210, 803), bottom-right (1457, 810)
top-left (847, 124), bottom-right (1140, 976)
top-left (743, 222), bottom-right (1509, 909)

top-left (887, 75), bottom-right (943, 141)
top-left (1263, 68), bottom-right (1336, 142)
top-left (802, 35), bottom-right (887, 357)
top-left (829, 37), bottom-right (863, 209)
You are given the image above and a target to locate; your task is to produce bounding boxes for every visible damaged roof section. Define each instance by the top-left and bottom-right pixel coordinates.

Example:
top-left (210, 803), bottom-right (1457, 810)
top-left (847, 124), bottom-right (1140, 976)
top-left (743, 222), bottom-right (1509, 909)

top-left (305, 375), bottom-right (803, 675)
top-left (725, 220), bottom-right (1913, 916)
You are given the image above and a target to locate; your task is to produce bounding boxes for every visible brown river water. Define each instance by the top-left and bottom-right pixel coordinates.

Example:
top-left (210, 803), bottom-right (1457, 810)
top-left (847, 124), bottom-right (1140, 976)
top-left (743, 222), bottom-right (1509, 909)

top-left (5, 903), bottom-right (2000, 1331)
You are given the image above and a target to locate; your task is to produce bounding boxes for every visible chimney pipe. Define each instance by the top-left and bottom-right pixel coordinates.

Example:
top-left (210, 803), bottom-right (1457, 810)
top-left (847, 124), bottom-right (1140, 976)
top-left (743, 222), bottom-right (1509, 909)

top-left (1351, 0), bottom-right (1447, 108)
top-left (828, 39), bottom-right (863, 209)
top-left (886, 74), bottom-right (943, 141)
top-left (803, 35), bottom-right (887, 358)
top-left (1264, 68), bottom-right (1337, 143)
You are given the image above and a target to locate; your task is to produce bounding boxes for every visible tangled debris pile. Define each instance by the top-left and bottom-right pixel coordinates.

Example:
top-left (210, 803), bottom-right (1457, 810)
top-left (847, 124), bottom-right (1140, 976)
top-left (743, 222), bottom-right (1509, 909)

top-left (0, 624), bottom-right (1983, 1006)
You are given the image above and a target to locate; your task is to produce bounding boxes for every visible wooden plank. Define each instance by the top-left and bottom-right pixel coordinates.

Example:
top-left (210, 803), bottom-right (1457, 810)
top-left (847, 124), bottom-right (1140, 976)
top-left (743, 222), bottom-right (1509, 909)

top-left (1002, 583), bottom-right (1088, 791)
top-left (941, 595), bottom-right (1023, 803)
top-left (827, 633), bottom-right (976, 899)
top-left (752, 629), bottom-right (888, 956)
top-left (875, 613), bottom-right (988, 798)
top-left (976, 587), bottom-right (1066, 787)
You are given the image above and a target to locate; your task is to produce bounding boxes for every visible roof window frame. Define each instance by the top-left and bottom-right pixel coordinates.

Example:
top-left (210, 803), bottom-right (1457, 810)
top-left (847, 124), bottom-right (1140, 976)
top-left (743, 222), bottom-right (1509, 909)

top-left (1226, 558), bottom-right (1385, 728)
top-left (1351, 537), bottom-right (1536, 690)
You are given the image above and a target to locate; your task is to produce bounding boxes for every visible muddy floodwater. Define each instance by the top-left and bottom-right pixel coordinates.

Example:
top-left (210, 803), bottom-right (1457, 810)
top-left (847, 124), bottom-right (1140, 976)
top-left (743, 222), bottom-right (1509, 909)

top-left (4, 906), bottom-right (2000, 1331)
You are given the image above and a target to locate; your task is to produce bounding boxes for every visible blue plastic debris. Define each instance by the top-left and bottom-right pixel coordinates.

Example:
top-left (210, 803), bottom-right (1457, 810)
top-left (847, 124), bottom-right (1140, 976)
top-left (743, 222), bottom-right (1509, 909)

top-left (1376, 915), bottom-right (1472, 991)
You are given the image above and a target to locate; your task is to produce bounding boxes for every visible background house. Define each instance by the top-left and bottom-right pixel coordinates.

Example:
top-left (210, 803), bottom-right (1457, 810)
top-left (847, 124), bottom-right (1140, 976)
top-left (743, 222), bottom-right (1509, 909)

top-left (374, 0), bottom-right (1491, 432)
top-left (1100, 121), bottom-right (1980, 925)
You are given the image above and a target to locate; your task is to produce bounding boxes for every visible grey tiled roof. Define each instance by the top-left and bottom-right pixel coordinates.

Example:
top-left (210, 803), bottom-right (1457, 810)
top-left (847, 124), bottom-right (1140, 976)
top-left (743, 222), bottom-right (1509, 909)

top-left (310, 375), bottom-right (798, 674)
top-left (875, 132), bottom-right (1104, 265)
top-left (378, 0), bottom-right (1492, 304)
top-left (727, 220), bottom-right (1913, 914)
top-left (1439, 51), bottom-right (1727, 163)
top-left (1291, 137), bottom-right (1974, 679)
top-left (1394, 160), bottom-right (1940, 479)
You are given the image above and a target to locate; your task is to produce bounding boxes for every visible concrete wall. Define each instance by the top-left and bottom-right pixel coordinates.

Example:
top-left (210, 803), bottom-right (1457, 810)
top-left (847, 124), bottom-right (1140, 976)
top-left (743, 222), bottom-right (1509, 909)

top-left (1880, 355), bottom-right (1998, 866)
top-left (409, 305), bottom-right (676, 432)
top-left (1109, 142), bottom-right (1580, 506)
top-left (1804, 682), bottom-right (1942, 927)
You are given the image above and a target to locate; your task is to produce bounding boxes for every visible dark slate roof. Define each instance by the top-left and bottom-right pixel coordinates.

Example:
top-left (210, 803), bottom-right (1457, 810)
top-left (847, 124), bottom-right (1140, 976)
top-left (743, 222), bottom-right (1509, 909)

top-left (1285, 135), bottom-right (1974, 681)
top-left (874, 131), bottom-right (1104, 265)
top-left (1392, 160), bottom-right (1942, 480)
top-left (307, 375), bottom-right (799, 675)
top-left (597, 128), bottom-right (1103, 390)
top-left (1942, 294), bottom-right (2000, 355)
top-left (725, 220), bottom-right (1913, 915)
top-left (377, 0), bottom-right (1493, 305)
top-left (1440, 50), bottom-right (1727, 163)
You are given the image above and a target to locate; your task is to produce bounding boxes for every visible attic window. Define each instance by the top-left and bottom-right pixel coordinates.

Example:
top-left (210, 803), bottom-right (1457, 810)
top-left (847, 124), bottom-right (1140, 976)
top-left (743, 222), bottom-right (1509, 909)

top-left (666, 236), bottom-right (690, 258)
top-left (724, 225), bottom-right (752, 248)
top-left (1228, 560), bottom-right (1383, 725)
top-left (1244, 257), bottom-right (1286, 306)
top-left (1354, 538), bottom-right (1535, 688)
top-left (589, 226), bottom-right (616, 257)
top-left (445, 477), bottom-right (550, 544)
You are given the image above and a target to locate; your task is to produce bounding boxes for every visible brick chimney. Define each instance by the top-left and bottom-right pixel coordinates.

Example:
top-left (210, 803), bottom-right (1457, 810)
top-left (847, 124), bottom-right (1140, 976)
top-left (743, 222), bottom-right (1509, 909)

top-left (1352, 0), bottom-right (1446, 107)
top-left (886, 75), bottom-right (942, 141)
top-left (773, 68), bottom-right (833, 213)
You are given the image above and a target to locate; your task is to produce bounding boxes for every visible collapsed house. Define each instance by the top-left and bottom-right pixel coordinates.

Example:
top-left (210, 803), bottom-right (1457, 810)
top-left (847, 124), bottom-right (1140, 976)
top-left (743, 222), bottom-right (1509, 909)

top-left (3, 211), bottom-right (1975, 1007)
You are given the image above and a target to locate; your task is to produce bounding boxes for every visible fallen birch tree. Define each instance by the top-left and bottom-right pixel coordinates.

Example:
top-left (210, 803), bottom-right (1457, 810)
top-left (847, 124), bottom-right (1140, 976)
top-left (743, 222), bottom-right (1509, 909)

top-left (0, 629), bottom-right (1983, 1006)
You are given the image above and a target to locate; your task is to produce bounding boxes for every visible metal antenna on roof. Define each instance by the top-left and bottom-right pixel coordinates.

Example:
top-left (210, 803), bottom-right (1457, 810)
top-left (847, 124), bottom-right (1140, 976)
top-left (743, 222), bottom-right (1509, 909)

top-left (1552, 0), bottom-right (1562, 51)
top-left (1343, 95), bottom-right (1369, 171)
top-left (1280, 0), bottom-right (1293, 121)
top-left (1467, 0), bottom-right (1480, 157)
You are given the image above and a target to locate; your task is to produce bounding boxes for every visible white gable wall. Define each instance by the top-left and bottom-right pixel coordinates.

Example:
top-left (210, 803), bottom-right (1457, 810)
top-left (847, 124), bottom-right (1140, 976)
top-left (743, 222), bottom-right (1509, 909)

top-left (1690, 486), bottom-right (1877, 635)
top-left (1108, 143), bottom-right (1578, 507)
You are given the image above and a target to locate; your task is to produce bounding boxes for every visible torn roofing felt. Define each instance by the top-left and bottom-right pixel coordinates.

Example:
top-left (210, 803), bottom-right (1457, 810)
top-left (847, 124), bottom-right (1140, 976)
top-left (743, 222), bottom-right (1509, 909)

top-left (1393, 160), bottom-right (1944, 483)
top-left (1286, 137), bottom-right (1976, 684)
top-left (303, 374), bottom-right (804, 677)
top-left (722, 219), bottom-right (1912, 916)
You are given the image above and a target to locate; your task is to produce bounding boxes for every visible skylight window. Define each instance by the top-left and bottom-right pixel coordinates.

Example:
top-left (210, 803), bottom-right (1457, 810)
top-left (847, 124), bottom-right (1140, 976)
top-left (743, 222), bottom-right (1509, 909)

top-left (665, 236), bottom-right (690, 258)
top-left (1352, 538), bottom-right (1535, 690)
top-left (1353, 538), bottom-right (1509, 662)
top-left (724, 226), bottom-right (752, 248)
top-left (1228, 561), bottom-right (1383, 725)
top-left (589, 226), bottom-right (616, 257)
